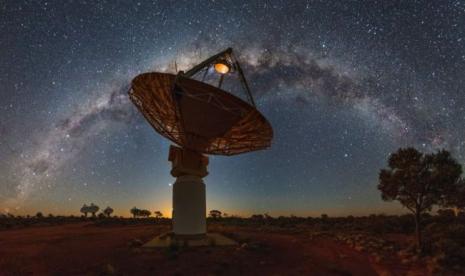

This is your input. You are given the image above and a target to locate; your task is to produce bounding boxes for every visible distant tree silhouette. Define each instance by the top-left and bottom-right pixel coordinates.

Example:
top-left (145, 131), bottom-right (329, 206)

top-left (80, 204), bottom-right (88, 217)
top-left (88, 203), bottom-right (100, 217)
top-left (437, 208), bottom-right (455, 218)
top-left (321, 214), bottom-right (328, 220)
top-left (250, 214), bottom-right (264, 220)
top-left (378, 148), bottom-right (462, 252)
top-left (35, 212), bottom-right (43, 218)
top-left (130, 207), bottom-right (141, 218)
top-left (140, 209), bottom-right (151, 218)
top-left (103, 206), bottom-right (114, 217)
top-left (154, 211), bottom-right (163, 218)
top-left (209, 210), bottom-right (222, 219)
top-left (443, 178), bottom-right (465, 216)
top-left (129, 207), bottom-right (151, 218)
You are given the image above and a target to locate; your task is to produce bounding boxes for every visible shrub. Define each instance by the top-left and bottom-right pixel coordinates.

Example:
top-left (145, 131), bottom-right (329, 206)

top-left (424, 223), bottom-right (465, 271)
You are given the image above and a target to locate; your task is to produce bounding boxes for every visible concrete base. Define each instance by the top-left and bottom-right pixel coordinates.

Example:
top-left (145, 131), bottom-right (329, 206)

top-left (172, 175), bottom-right (206, 235)
top-left (143, 232), bottom-right (237, 248)
top-left (168, 146), bottom-right (208, 236)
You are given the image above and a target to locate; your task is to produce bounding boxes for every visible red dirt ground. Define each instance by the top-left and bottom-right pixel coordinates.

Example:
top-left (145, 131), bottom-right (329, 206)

top-left (0, 223), bottom-right (429, 275)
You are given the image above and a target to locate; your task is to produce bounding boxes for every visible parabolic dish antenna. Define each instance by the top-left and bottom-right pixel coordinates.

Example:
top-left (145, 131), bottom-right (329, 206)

top-left (129, 48), bottom-right (273, 239)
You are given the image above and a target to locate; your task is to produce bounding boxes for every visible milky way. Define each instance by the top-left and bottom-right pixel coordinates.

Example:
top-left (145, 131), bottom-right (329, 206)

top-left (1, 1), bottom-right (464, 216)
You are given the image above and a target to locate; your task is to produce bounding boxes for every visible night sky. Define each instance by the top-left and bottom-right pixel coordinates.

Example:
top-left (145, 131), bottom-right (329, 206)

top-left (1, 1), bottom-right (465, 217)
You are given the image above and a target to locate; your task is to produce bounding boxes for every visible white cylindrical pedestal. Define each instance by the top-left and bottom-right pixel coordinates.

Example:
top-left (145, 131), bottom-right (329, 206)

top-left (172, 175), bottom-right (206, 236)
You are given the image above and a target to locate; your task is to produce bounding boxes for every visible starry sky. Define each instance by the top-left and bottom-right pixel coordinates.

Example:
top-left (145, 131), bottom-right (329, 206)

top-left (1, 1), bottom-right (465, 217)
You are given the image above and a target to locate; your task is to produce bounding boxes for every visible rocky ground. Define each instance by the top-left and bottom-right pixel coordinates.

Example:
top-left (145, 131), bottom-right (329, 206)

top-left (0, 221), bottom-right (452, 275)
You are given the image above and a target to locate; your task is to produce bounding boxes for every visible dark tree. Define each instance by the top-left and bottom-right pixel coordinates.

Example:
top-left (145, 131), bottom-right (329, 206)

top-left (443, 178), bottom-right (465, 216)
top-left (209, 210), bottom-right (222, 219)
top-left (35, 212), bottom-right (44, 218)
top-left (154, 211), bottom-right (163, 218)
top-left (103, 206), bottom-right (114, 217)
top-left (250, 214), bottom-right (264, 220)
top-left (80, 204), bottom-right (89, 217)
top-left (88, 203), bottom-right (99, 217)
top-left (437, 208), bottom-right (455, 218)
top-left (378, 148), bottom-right (462, 252)
top-left (139, 209), bottom-right (151, 218)
top-left (130, 207), bottom-right (141, 218)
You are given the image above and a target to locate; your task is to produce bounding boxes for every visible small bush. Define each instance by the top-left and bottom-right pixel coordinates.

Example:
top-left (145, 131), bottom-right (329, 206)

top-left (424, 223), bottom-right (465, 271)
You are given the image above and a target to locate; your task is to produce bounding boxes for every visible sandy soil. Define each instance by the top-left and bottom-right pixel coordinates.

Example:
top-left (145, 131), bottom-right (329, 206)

top-left (0, 222), bottom-right (429, 275)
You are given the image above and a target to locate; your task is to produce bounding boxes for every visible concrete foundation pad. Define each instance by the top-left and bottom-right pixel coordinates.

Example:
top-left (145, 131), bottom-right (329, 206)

top-left (143, 232), bottom-right (237, 248)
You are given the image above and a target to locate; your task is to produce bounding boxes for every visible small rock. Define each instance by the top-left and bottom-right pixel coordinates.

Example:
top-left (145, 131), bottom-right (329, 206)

top-left (102, 264), bottom-right (116, 275)
top-left (128, 238), bottom-right (143, 247)
top-left (382, 245), bottom-right (393, 252)
top-left (373, 254), bottom-right (384, 263)
top-left (397, 250), bottom-right (410, 258)
top-left (401, 258), bottom-right (411, 264)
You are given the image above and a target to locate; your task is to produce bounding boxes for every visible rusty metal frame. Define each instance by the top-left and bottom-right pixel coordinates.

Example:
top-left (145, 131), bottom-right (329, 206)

top-left (129, 72), bottom-right (272, 156)
top-left (182, 48), bottom-right (256, 108)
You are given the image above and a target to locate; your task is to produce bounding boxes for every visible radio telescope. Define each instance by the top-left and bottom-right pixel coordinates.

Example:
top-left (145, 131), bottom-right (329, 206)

top-left (129, 48), bottom-right (273, 242)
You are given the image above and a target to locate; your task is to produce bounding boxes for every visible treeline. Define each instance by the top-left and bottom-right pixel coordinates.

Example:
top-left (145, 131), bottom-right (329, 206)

top-left (207, 212), bottom-right (465, 232)
top-left (0, 204), bottom-right (168, 230)
top-left (0, 212), bottom-right (171, 230)
top-left (79, 203), bottom-right (164, 219)
top-left (2, 211), bottom-right (461, 231)
top-left (130, 207), bottom-right (163, 219)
